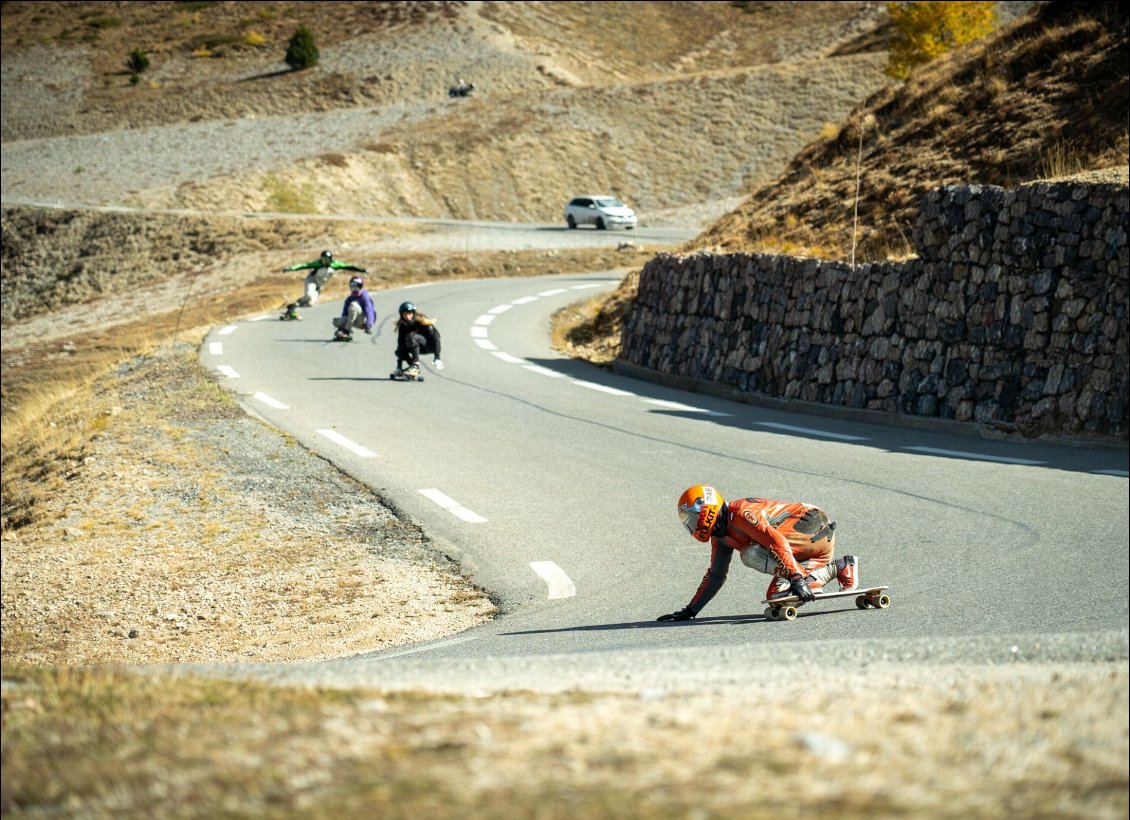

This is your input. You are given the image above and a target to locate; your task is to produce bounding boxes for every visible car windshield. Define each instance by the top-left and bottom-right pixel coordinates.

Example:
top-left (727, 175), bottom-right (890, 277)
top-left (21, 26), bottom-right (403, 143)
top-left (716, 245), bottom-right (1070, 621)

top-left (594, 197), bottom-right (624, 208)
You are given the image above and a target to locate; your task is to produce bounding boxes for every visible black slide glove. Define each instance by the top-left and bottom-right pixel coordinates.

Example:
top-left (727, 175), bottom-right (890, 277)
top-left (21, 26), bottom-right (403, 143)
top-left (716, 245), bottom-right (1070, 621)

top-left (657, 606), bottom-right (696, 622)
top-left (788, 572), bottom-right (815, 603)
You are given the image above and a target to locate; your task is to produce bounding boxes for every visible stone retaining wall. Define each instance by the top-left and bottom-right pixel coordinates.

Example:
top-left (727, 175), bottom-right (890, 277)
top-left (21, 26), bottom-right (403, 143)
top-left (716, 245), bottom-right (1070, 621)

top-left (620, 180), bottom-right (1128, 438)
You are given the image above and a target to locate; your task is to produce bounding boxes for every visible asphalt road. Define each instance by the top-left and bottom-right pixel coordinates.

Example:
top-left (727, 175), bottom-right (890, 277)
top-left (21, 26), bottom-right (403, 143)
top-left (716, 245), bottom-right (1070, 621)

top-left (195, 267), bottom-right (1130, 693)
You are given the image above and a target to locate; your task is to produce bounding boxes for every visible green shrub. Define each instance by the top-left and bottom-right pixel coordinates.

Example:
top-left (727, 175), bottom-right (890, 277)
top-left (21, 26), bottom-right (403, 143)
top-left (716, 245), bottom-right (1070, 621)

top-left (285, 25), bottom-right (318, 70)
top-left (126, 49), bottom-right (150, 74)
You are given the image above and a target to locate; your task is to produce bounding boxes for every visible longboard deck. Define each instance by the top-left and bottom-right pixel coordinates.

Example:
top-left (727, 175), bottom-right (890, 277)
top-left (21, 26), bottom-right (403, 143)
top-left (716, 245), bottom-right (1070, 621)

top-left (763, 585), bottom-right (890, 621)
top-left (761, 585), bottom-right (888, 607)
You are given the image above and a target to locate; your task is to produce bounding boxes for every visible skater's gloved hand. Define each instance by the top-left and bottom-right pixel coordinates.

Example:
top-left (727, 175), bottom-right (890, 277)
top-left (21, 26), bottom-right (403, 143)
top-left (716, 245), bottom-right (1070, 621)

top-left (657, 606), bottom-right (696, 622)
top-left (788, 573), bottom-right (815, 602)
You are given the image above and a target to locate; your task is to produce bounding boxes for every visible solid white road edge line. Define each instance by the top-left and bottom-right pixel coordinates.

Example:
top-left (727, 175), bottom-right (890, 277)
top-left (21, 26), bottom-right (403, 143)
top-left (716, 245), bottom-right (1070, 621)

top-left (317, 429), bottom-right (376, 458)
top-left (419, 488), bottom-right (488, 523)
top-left (529, 560), bottom-right (577, 599)
top-left (373, 635), bottom-right (479, 660)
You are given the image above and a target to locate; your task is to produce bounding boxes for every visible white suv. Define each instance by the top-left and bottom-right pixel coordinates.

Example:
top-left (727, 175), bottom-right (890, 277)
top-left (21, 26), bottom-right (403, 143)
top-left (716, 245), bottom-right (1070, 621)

top-left (564, 196), bottom-right (637, 230)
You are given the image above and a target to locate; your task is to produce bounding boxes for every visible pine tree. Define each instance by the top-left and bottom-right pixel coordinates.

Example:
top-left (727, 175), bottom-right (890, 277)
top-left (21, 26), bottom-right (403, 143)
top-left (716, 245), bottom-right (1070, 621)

top-left (285, 25), bottom-right (319, 71)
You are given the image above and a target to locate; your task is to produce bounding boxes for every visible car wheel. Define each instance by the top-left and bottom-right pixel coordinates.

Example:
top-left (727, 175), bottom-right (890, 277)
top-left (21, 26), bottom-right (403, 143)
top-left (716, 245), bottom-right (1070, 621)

top-left (596, 217), bottom-right (606, 230)
top-left (567, 215), bottom-right (577, 229)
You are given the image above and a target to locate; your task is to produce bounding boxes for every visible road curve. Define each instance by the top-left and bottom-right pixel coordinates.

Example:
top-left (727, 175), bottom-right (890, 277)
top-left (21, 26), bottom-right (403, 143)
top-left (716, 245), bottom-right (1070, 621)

top-left (189, 272), bottom-right (1130, 693)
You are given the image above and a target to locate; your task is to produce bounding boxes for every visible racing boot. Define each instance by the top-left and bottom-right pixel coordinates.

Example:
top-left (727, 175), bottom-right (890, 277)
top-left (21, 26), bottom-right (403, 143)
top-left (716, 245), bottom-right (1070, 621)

top-left (836, 555), bottom-right (859, 591)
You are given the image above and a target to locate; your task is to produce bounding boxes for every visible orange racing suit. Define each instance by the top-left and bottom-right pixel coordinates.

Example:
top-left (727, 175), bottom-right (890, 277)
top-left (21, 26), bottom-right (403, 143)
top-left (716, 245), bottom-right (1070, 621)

top-left (684, 498), bottom-right (837, 614)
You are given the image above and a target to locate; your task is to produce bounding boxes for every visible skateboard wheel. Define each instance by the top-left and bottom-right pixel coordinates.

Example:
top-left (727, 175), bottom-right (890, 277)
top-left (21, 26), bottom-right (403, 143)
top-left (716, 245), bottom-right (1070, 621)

top-left (874, 593), bottom-right (891, 609)
top-left (856, 595), bottom-right (868, 609)
top-left (764, 607), bottom-right (776, 619)
top-left (780, 605), bottom-right (798, 621)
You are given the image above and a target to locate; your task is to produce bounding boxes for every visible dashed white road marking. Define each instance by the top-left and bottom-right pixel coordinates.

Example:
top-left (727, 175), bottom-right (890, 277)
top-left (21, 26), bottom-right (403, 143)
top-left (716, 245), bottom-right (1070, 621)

top-left (529, 561), bottom-right (576, 600)
top-left (903, 446), bottom-right (1043, 465)
top-left (524, 364), bottom-right (566, 378)
top-left (317, 429), bottom-right (376, 458)
top-left (570, 283), bottom-right (603, 290)
top-left (492, 351), bottom-right (526, 364)
top-left (217, 365), bottom-right (240, 378)
top-left (209, 342), bottom-right (223, 355)
top-left (474, 314), bottom-right (497, 326)
top-left (756, 421), bottom-right (867, 442)
top-left (643, 398), bottom-right (731, 416)
top-left (511, 296), bottom-right (538, 305)
top-left (419, 488), bottom-right (488, 523)
top-left (249, 315), bottom-right (272, 322)
top-left (219, 325), bottom-right (238, 335)
top-left (470, 326), bottom-right (490, 338)
top-left (1093, 469), bottom-right (1129, 477)
top-left (474, 338), bottom-right (499, 350)
top-left (573, 380), bottom-right (635, 397)
top-left (537, 288), bottom-right (567, 296)
top-left (488, 304), bottom-right (514, 314)
top-left (253, 391), bottom-right (288, 409)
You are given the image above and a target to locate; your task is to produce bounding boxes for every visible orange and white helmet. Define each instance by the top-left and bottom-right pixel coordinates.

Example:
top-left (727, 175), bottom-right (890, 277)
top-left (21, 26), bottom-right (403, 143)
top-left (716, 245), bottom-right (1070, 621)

top-left (677, 485), bottom-right (724, 542)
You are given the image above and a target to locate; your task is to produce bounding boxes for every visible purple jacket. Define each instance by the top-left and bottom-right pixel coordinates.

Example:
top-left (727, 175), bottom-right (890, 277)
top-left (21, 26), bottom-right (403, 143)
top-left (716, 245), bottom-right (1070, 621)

top-left (341, 289), bottom-right (376, 329)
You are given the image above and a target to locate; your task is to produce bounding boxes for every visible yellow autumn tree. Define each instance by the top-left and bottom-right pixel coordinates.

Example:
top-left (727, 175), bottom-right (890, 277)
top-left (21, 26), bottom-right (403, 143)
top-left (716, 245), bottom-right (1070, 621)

top-left (886, 1), bottom-right (997, 79)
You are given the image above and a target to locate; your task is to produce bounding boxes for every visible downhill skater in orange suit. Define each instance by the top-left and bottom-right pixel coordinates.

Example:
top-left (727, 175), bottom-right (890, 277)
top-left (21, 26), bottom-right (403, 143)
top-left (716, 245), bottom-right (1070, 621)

top-left (657, 485), bottom-right (859, 621)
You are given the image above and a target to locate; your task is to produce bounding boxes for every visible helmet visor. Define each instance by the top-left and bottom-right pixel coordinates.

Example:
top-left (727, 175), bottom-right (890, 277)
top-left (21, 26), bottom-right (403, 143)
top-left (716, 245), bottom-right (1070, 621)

top-left (677, 499), bottom-right (703, 535)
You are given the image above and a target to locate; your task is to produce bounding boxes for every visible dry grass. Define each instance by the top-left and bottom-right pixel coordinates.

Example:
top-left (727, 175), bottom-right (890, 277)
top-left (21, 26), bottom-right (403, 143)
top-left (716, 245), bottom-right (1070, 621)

top-left (2, 663), bottom-right (1125, 819)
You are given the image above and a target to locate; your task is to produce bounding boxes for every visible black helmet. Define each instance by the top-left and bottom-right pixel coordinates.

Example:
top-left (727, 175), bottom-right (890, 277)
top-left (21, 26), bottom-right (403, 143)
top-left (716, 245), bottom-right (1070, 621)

top-left (398, 301), bottom-right (416, 314)
top-left (349, 276), bottom-right (364, 290)
top-left (320, 250), bottom-right (333, 261)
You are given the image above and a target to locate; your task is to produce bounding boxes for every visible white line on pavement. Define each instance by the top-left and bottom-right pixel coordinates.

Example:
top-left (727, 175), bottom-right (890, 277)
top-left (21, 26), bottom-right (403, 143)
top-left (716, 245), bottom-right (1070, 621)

top-left (474, 314), bottom-right (497, 326)
top-left (219, 325), bottom-right (238, 335)
top-left (1093, 469), bottom-right (1129, 477)
top-left (474, 339), bottom-right (499, 350)
top-left (511, 296), bottom-right (538, 305)
top-left (217, 365), bottom-right (240, 378)
top-left (209, 342), bottom-right (223, 355)
top-left (903, 446), bottom-right (1043, 465)
top-left (537, 288), bottom-right (567, 296)
top-left (253, 392), bottom-right (288, 409)
top-left (643, 398), bottom-right (731, 416)
top-left (524, 365), bottom-right (566, 378)
top-left (373, 635), bottom-right (479, 660)
top-left (573, 380), bottom-right (635, 397)
top-left (317, 429), bottom-right (376, 458)
top-left (419, 488), bottom-right (488, 523)
top-left (470, 326), bottom-right (490, 338)
top-left (529, 561), bottom-right (576, 599)
top-left (756, 422), bottom-right (867, 442)
top-left (492, 352), bottom-right (526, 364)
top-left (488, 304), bottom-right (514, 314)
